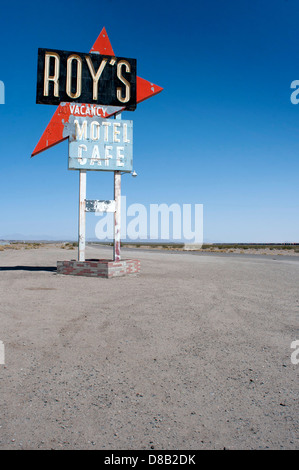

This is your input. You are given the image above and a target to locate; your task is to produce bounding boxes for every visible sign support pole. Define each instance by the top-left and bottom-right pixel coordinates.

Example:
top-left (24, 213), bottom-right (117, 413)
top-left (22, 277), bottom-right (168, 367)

top-left (114, 170), bottom-right (121, 261)
top-left (78, 169), bottom-right (87, 262)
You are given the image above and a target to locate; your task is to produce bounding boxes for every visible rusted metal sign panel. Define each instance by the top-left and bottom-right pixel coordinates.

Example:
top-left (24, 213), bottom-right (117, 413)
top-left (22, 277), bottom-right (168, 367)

top-left (36, 48), bottom-right (137, 110)
top-left (85, 200), bottom-right (116, 213)
top-left (32, 28), bottom-right (163, 157)
top-left (68, 117), bottom-right (133, 172)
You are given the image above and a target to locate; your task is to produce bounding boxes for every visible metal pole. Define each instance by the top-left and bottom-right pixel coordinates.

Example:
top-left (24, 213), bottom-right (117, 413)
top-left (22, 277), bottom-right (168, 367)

top-left (114, 171), bottom-right (121, 261)
top-left (78, 169), bottom-right (87, 261)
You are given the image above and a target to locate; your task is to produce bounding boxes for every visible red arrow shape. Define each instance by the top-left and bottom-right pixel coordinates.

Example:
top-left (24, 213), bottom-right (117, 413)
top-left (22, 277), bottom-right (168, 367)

top-left (32, 27), bottom-right (163, 157)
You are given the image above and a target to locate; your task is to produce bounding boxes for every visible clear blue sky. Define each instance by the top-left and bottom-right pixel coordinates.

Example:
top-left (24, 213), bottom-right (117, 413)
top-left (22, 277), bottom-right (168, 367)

top-left (0, 0), bottom-right (298, 242)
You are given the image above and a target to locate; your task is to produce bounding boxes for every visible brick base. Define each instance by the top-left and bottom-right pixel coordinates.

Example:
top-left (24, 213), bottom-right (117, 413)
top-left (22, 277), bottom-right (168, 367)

top-left (57, 259), bottom-right (140, 278)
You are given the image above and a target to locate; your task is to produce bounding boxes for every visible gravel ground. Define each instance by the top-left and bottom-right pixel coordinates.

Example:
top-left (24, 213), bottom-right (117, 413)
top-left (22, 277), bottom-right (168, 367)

top-left (0, 244), bottom-right (298, 450)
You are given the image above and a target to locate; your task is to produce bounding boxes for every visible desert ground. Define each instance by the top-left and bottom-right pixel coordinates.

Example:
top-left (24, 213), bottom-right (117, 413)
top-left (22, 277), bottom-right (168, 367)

top-left (0, 243), bottom-right (298, 450)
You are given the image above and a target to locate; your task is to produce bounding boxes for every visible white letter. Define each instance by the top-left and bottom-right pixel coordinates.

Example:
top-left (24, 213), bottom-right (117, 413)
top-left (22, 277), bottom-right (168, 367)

top-left (104, 146), bottom-right (113, 166)
top-left (66, 54), bottom-right (82, 99)
top-left (149, 456), bottom-right (156, 465)
top-left (123, 122), bottom-right (130, 143)
top-left (44, 52), bottom-right (60, 97)
top-left (85, 56), bottom-right (108, 101)
top-left (113, 122), bottom-right (121, 142)
top-left (74, 120), bottom-right (87, 140)
top-left (117, 60), bottom-right (131, 103)
top-left (78, 144), bottom-right (87, 165)
top-left (116, 147), bottom-right (124, 167)
top-left (90, 145), bottom-right (101, 166)
top-left (102, 121), bottom-right (111, 141)
top-left (90, 121), bottom-right (100, 141)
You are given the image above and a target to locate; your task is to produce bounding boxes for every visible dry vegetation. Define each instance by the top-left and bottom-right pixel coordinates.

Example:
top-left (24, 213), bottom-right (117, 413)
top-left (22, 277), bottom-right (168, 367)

top-left (0, 242), bottom-right (45, 251)
top-left (0, 241), bottom-right (298, 255)
top-left (0, 242), bottom-right (79, 252)
top-left (119, 242), bottom-right (299, 254)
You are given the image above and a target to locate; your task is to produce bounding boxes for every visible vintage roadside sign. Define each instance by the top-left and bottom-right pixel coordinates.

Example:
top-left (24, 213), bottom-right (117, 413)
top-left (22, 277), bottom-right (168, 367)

top-left (36, 48), bottom-right (137, 110)
top-left (32, 27), bottom-right (163, 157)
top-left (68, 116), bottom-right (133, 171)
top-left (33, 27), bottom-right (163, 265)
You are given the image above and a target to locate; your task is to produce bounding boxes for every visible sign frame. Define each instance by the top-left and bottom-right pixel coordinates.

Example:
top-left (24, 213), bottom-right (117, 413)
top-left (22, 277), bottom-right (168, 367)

top-left (36, 48), bottom-right (137, 110)
top-left (33, 28), bottom-right (163, 264)
top-left (68, 116), bottom-right (133, 172)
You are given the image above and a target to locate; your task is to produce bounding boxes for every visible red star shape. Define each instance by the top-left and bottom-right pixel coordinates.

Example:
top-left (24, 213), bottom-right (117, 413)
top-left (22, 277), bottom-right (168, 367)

top-left (32, 27), bottom-right (163, 157)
